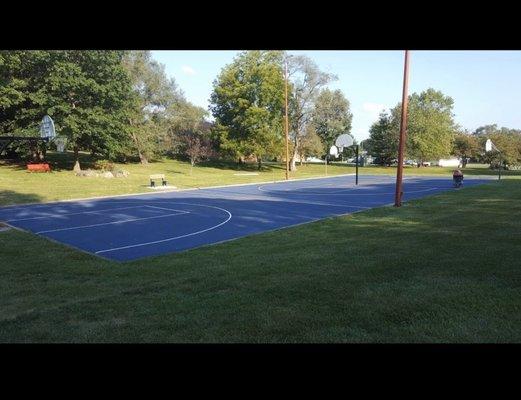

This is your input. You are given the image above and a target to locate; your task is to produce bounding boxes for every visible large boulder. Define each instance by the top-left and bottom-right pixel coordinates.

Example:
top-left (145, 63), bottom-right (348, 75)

top-left (101, 171), bottom-right (114, 178)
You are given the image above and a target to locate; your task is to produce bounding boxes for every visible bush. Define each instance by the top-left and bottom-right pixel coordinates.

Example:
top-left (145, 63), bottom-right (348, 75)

top-left (93, 160), bottom-right (115, 171)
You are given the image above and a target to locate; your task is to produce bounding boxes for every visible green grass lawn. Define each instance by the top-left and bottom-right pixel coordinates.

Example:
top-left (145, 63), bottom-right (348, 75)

top-left (1, 152), bottom-right (516, 207)
top-left (1, 178), bottom-right (520, 342)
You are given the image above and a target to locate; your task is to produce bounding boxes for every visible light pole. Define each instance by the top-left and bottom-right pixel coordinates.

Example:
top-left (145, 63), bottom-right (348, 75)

top-left (284, 57), bottom-right (290, 180)
top-left (394, 50), bottom-right (410, 207)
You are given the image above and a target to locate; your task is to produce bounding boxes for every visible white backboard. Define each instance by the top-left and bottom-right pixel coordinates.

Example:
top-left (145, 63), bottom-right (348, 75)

top-left (335, 134), bottom-right (354, 148)
top-left (40, 115), bottom-right (56, 139)
top-left (329, 145), bottom-right (339, 156)
top-left (485, 139), bottom-right (493, 152)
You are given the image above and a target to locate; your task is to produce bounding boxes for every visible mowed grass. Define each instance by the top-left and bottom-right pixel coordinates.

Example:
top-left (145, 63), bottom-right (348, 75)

top-left (1, 178), bottom-right (520, 342)
top-left (1, 151), bottom-right (516, 207)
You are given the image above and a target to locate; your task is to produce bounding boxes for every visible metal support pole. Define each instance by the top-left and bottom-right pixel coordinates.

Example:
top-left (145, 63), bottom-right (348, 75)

top-left (284, 58), bottom-right (290, 180)
top-left (499, 153), bottom-right (502, 180)
top-left (325, 154), bottom-right (328, 176)
top-left (394, 50), bottom-right (410, 207)
top-left (355, 145), bottom-right (359, 185)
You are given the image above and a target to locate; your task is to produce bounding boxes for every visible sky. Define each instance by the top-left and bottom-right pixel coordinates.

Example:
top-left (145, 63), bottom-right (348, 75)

top-left (151, 50), bottom-right (521, 142)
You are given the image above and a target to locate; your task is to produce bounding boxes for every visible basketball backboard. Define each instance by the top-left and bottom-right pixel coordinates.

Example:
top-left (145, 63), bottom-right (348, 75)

top-left (40, 115), bottom-right (56, 140)
top-left (485, 139), bottom-right (493, 152)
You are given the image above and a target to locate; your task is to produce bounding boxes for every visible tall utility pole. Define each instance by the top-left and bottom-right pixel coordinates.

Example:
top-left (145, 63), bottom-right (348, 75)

top-left (284, 58), bottom-right (290, 180)
top-left (394, 50), bottom-right (410, 207)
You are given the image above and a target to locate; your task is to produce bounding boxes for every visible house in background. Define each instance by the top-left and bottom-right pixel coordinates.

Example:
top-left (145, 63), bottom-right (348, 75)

top-left (438, 158), bottom-right (462, 167)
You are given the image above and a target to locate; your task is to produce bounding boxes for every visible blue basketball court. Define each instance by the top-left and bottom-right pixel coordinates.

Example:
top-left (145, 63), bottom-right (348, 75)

top-left (0, 174), bottom-right (490, 261)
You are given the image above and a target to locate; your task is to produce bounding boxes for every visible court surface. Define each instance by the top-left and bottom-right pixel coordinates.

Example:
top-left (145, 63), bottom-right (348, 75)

top-left (0, 174), bottom-right (490, 261)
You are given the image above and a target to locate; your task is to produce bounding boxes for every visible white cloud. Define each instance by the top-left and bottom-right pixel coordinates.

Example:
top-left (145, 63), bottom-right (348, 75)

top-left (361, 102), bottom-right (386, 115)
top-left (181, 65), bottom-right (197, 76)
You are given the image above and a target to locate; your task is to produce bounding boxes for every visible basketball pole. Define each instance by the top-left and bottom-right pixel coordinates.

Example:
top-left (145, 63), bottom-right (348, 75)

top-left (284, 58), bottom-right (290, 181)
top-left (394, 50), bottom-right (410, 207)
top-left (355, 144), bottom-right (359, 185)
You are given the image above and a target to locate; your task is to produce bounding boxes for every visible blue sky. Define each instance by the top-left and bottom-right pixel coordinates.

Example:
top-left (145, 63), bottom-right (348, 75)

top-left (152, 50), bottom-right (521, 141)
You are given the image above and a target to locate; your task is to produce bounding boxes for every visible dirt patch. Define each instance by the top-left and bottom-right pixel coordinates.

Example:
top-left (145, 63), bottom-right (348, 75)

top-left (0, 222), bottom-right (12, 232)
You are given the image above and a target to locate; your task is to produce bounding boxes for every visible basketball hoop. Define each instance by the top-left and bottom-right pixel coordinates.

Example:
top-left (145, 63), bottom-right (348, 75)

top-left (40, 115), bottom-right (56, 141)
top-left (485, 139), bottom-right (495, 152)
top-left (53, 136), bottom-right (68, 152)
top-left (335, 133), bottom-right (354, 149)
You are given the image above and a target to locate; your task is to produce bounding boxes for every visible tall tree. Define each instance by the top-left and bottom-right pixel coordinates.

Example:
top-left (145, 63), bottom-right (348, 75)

top-left (287, 55), bottom-right (336, 171)
top-left (122, 51), bottom-right (184, 164)
top-left (406, 89), bottom-right (457, 164)
top-left (0, 50), bottom-right (135, 168)
top-left (210, 51), bottom-right (285, 169)
top-left (365, 111), bottom-right (398, 166)
top-left (478, 131), bottom-right (521, 168)
top-left (389, 88), bottom-right (457, 165)
top-left (452, 131), bottom-right (479, 167)
top-left (299, 124), bottom-right (325, 163)
top-left (168, 102), bottom-right (215, 173)
top-left (312, 88), bottom-right (352, 160)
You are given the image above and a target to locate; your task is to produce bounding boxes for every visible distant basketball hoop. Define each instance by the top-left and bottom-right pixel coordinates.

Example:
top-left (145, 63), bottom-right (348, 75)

top-left (40, 115), bottom-right (56, 141)
top-left (335, 134), bottom-right (354, 152)
top-left (54, 136), bottom-right (68, 152)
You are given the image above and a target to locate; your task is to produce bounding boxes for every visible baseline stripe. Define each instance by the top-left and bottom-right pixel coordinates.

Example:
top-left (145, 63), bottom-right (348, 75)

top-left (7, 205), bottom-right (145, 222)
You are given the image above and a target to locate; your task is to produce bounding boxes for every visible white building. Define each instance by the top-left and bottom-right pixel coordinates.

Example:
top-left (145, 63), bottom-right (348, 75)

top-left (438, 158), bottom-right (462, 167)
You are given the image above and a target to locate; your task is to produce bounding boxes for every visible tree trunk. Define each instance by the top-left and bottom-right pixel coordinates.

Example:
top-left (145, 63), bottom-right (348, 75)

top-left (257, 157), bottom-right (262, 170)
top-left (41, 144), bottom-right (47, 161)
top-left (289, 146), bottom-right (298, 171)
top-left (73, 146), bottom-right (81, 172)
top-left (130, 128), bottom-right (148, 165)
top-left (138, 151), bottom-right (148, 165)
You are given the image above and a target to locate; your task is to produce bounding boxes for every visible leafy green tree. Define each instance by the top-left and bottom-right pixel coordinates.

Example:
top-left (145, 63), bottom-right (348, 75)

top-left (312, 88), bottom-right (352, 155)
top-left (479, 132), bottom-right (521, 168)
top-left (452, 132), bottom-right (479, 167)
top-left (388, 89), bottom-right (456, 165)
top-left (166, 101), bottom-right (215, 172)
top-left (299, 124), bottom-right (325, 163)
top-left (122, 51), bottom-right (183, 164)
top-left (287, 55), bottom-right (336, 171)
top-left (406, 89), bottom-right (456, 164)
top-left (0, 50), bottom-right (135, 168)
top-left (210, 51), bottom-right (286, 169)
top-left (365, 111), bottom-right (397, 166)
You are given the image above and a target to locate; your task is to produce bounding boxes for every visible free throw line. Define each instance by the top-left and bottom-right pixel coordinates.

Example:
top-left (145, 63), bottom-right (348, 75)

top-left (36, 211), bottom-right (190, 234)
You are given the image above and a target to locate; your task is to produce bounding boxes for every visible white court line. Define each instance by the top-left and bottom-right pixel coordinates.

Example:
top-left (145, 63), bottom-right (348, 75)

top-left (36, 211), bottom-right (189, 234)
top-left (144, 205), bottom-right (188, 213)
top-left (95, 204), bottom-right (232, 254)
top-left (257, 185), bottom-right (440, 196)
top-left (7, 206), bottom-right (145, 222)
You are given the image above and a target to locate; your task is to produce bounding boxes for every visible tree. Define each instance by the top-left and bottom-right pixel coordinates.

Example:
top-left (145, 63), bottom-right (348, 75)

top-left (312, 89), bottom-right (352, 161)
top-left (122, 51), bottom-right (184, 164)
top-left (0, 50), bottom-right (135, 168)
top-left (479, 131), bottom-right (521, 168)
top-left (299, 125), bottom-right (325, 163)
top-left (365, 111), bottom-right (397, 166)
top-left (287, 55), bottom-right (336, 171)
top-left (389, 88), bottom-right (456, 166)
top-left (452, 132), bottom-right (479, 167)
top-left (210, 51), bottom-right (285, 170)
top-left (168, 102), bottom-right (215, 173)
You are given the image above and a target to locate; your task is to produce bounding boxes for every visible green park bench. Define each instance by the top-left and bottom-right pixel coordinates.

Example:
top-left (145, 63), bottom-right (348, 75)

top-left (150, 174), bottom-right (167, 187)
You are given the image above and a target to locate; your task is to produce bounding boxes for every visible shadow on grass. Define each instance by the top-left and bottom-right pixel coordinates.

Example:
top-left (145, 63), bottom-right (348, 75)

top-left (0, 191), bottom-right (44, 208)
